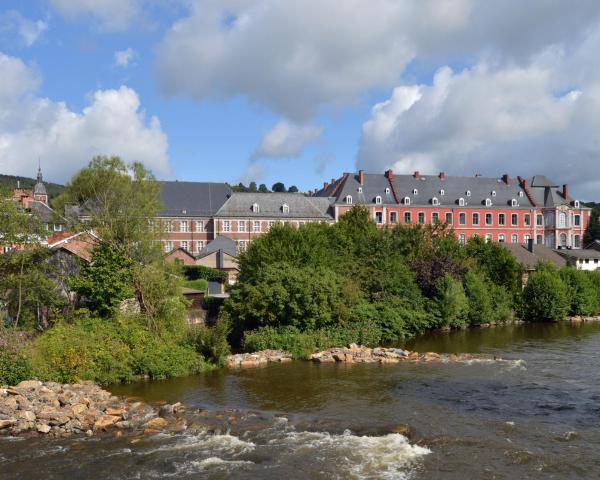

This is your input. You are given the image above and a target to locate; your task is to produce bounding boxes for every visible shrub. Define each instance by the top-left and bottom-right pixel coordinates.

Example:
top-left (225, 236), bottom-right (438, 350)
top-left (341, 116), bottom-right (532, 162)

top-left (0, 347), bottom-right (33, 386)
top-left (559, 268), bottom-right (599, 316)
top-left (521, 270), bottom-right (570, 321)
top-left (187, 317), bottom-right (231, 366)
top-left (182, 265), bottom-right (228, 283)
top-left (464, 271), bottom-right (494, 325)
top-left (432, 275), bottom-right (469, 328)
top-left (184, 279), bottom-right (209, 291)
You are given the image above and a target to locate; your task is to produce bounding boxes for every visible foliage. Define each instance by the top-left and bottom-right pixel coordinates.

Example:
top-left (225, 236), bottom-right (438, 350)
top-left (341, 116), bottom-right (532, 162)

top-left (0, 346), bottom-right (33, 386)
top-left (0, 174), bottom-right (65, 200)
top-left (182, 265), bottom-right (229, 283)
top-left (584, 203), bottom-right (600, 245)
top-left (184, 279), bottom-right (209, 291)
top-left (559, 268), bottom-right (599, 316)
top-left (272, 182), bottom-right (286, 192)
top-left (465, 237), bottom-right (523, 294)
top-left (187, 317), bottom-right (231, 366)
top-left (521, 270), bottom-right (570, 321)
top-left (431, 275), bottom-right (469, 328)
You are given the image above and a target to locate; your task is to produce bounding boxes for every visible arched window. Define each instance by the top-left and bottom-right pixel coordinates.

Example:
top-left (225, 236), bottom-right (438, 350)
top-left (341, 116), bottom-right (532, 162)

top-left (491, 190), bottom-right (497, 197)
top-left (518, 191), bottom-right (524, 197)
top-left (559, 212), bottom-right (567, 228)
top-left (466, 190), bottom-right (471, 197)
top-left (440, 189), bottom-right (445, 196)
top-left (375, 196), bottom-right (382, 205)
top-left (458, 197), bottom-right (465, 207)
top-left (404, 197), bottom-right (411, 205)
top-left (252, 203), bottom-right (260, 213)
top-left (345, 195), bottom-right (353, 205)
top-left (511, 199), bottom-right (518, 207)
top-left (574, 200), bottom-right (580, 208)
top-left (432, 197), bottom-right (439, 206)
top-left (358, 187), bottom-right (363, 194)
top-left (560, 233), bottom-right (567, 247)
top-left (413, 188), bottom-right (418, 195)
top-left (485, 198), bottom-right (492, 207)
top-left (281, 203), bottom-right (289, 214)
top-left (574, 235), bottom-right (581, 248)
top-left (385, 187), bottom-right (391, 195)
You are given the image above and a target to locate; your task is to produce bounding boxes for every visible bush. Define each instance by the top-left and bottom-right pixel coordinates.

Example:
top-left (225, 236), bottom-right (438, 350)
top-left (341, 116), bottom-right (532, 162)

top-left (182, 265), bottom-right (228, 283)
top-left (0, 347), bottom-right (33, 386)
top-left (559, 268), bottom-right (599, 316)
top-left (187, 317), bottom-right (231, 366)
top-left (464, 272), bottom-right (494, 325)
top-left (184, 279), bottom-right (209, 291)
top-left (431, 275), bottom-right (468, 328)
top-left (521, 270), bottom-right (570, 321)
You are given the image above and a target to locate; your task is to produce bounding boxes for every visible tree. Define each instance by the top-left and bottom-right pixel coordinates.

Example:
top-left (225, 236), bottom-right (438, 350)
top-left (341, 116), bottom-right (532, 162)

top-left (272, 182), bottom-right (286, 192)
top-left (465, 237), bottom-right (523, 294)
top-left (433, 274), bottom-right (468, 328)
top-left (258, 184), bottom-right (269, 193)
top-left (464, 271), bottom-right (494, 325)
top-left (584, 203), bottom-right (600, 245)
top-left (559, 268), bottom-right (598, 316)
top-left (248, 181), bottom-right (258, 192)
top-left (521, 270), bottom-right (570, 321)
top-left (288, 185), bottom-right (299, 193)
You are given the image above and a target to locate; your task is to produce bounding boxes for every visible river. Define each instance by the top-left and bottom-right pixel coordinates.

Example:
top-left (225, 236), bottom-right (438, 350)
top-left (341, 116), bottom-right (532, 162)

top-left (2, 322), bottom-right (600, 479)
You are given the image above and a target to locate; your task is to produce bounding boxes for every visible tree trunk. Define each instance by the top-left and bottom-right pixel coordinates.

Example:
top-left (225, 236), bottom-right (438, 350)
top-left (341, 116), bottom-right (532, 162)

top-left (14, 253), bottom-right (25, 329)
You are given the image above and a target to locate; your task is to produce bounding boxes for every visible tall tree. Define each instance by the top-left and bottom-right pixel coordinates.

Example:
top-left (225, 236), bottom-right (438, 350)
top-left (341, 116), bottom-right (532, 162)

top-left (272, 182), bottom-right (286, 192)
top-left (288, 185), bottom-right (299, 193)
top-left (258, 184), bottom-right (269, 193)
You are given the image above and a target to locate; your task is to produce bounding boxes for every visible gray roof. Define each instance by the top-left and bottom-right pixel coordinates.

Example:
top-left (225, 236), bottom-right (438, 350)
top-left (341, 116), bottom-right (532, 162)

top-left (33, 182), bottom-right (47, 196)
top-left (319, 172), bottom-right (533, 208)
top-left (197, 235), bottom-right (238, 259)
top-left (555, 249), bottom-right (600, 260)
top-left (501, 243), bottom-right (567, 270)
top-left (215, 192), bottom-right (335, 219)
top-left (160, 181), bottom-right (232, 217)
top-left (28, 200), bottom-right (57, 223)
top-left (530, 175), bottom-right (558, 188)
top-left (585, 240), bottom-right (600, 251)
top-left (527, 180), bottom-right (577, 208)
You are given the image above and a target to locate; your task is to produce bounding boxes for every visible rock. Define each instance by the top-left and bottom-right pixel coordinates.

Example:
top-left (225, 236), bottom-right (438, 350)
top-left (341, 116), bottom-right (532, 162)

top-left (105, 407), bottom-right (126, 417)
top-left (36, 423), bottom-right (51, 434)
top-left (344, 353), bottom-right (354, 363)
top-left (391, 424), bottom-right (412, 437)
top-left (173, 418), bottom-right (187, 433)
top-left (143, 417), bottom-right (169, 430)
top-left (18, 410), bottom-right (36, 422)
top-left (16, 380), bottom-right (42, 390)
top-left (0, 418), bottom-right (17, 429)
top-left (94, 415), bottom-right (121, 430)
top-left (240, 360), bottom-right (259, 368)
top-left (85, 429), bottom-right (93, 437)
top-left (71, 404), bottom-right (87, 416)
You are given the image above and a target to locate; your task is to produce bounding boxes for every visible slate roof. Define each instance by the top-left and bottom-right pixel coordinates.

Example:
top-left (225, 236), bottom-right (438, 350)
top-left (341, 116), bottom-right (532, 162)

top-left (215, 193), bottom-right (335, 219)
top-left (527, 179), bottom-right (578, 208)
top-left (318, 172), bottom-right (533, 208)
top-left (28, 200), bottom-right (58, 223)
top-left (501, 243), bottom-right (567, 270)
top-left (555, 249), bottom-right (600, 260)
top-left (197, 235), bottom-right (238, 259)
top-left (160, 181), bottom-right (232, 217)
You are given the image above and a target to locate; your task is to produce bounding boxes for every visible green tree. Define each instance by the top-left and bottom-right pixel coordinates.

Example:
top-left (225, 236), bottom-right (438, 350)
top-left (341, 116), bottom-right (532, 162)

top-left (465, 237), bottom-right (523, 294)
top-left (258, 183), bottom-right (269, 193)
top-left (559, 268), bottom-right (598, 316)
top-left (248, 181), bottom-right (258, 192)
top-left (288, 185), bottom-right (299, 193)
top-left (433, 274), bottom-right (468, 328)
top-left (521, 270), bottom-right (570, 321)
top-left (584, 203), bottom-right (600, 244)
top-left (464, 271), bottom-right (494, 325)
top-left (272, 182), bottom-right (286, 192)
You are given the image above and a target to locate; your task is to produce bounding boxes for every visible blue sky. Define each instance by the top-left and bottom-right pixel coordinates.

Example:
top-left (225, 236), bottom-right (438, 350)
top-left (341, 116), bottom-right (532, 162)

top-left (2, 1), bottom-right (600, 199)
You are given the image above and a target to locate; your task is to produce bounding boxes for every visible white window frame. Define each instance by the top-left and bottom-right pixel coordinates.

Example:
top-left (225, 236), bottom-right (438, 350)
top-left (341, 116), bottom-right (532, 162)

top-left (180, 220), bottom-right (188, 233)
top-left (196, 220), bottom-right (204, 232)
top-left (282, 204), bottom-right (290, 214)
top-left (252, 203), bottom-right (260, 213)
top-left (432, 197), bottom-right (439, 206)
top-left (404, 197), bottom-right (411, 205)
top-left (180, 241), bottom-right (188, 251)
top-left (458, 197), bottom-right (465, 207)
top-left (485, 198), bottom-right (492, 207)
top-left (345, 195), bottom-right (353, 205)
top-left (238, 220), bottom-right (246, 232)
top-left (253, 220), bottom-right (261, 232)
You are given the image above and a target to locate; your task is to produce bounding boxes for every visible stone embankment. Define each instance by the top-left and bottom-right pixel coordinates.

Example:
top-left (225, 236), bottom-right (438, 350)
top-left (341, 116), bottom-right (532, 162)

top-left (227, 344), bottom-right (502, 368)
top-left (0, 380), bottom-right (186, 437)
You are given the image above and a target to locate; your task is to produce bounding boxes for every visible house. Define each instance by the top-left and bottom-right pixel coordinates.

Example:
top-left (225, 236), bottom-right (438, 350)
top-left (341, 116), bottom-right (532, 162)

top-left (555, 248), bottom-right (600, 271)
top-left (314, 170), bottom-right (590, 248)
top-left (501, 240), bottom-right (567, 287)
top-left (195, 235), bottom-right (239, 287)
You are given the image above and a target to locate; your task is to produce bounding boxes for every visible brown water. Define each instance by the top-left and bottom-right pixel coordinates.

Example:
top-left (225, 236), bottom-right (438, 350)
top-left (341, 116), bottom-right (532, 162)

top-left (2, 322), bottom-right (600, 479)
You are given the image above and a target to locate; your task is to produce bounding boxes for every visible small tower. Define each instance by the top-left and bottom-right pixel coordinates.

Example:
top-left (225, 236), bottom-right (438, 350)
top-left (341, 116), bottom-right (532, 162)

top-left (33, 165), bottom-right (48, 204)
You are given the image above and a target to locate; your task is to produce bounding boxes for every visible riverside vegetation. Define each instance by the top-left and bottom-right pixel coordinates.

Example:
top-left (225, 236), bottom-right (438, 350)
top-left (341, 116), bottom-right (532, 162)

top-left (2, 157), bottom-right (600, 387)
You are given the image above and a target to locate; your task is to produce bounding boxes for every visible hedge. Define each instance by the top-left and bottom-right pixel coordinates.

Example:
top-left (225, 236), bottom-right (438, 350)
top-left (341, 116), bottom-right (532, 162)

top-left (182, 265), bottom-right (228, 283)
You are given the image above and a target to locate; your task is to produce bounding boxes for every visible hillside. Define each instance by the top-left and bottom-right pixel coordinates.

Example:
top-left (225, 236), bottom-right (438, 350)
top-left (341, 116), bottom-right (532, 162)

top-left (0, 174), bottom-right (65, 200)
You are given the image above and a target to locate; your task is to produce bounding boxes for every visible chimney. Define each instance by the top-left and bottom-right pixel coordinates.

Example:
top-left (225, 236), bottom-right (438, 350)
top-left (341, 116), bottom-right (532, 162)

top-left (17, 180), bottom-right (20, 188)
top-left (358, 170), bottom-right (365, 185)
top-left (323, 182), bottom-right (329, 190)
top-left (385, 169), bottom-right (393, 180)
top-left (562, 184), bottom-right (569, 199)
top-left (527, 238), bottom-right (535, 253)
top-left (502, 174), bottom-right (510, 185)
top-left (439, 171), bottom-right (445, 181)
top-left (414, 170), bottom-right (420, 179)
top-left (521, 178), bottom-right (528, 189)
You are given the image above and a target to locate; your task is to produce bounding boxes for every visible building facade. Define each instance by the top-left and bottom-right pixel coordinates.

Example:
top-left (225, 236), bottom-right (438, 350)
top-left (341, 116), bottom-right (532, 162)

top-left (314, 170), bottom-right (591, 248)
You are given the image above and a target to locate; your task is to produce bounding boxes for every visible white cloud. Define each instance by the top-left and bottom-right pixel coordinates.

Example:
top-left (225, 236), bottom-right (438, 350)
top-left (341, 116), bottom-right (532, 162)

top-left (0, 52), bottom-right (170, 183)
top-left (252, 120), bottom-right (322, 160)
top-left (156, 0), bottom-right (600, 120)
top-left (114, 48), bottom-right (136, 68)
top-left (49, 0), bottom-right (142, 31)
top-left (0, 11), bottom-right (48, 46)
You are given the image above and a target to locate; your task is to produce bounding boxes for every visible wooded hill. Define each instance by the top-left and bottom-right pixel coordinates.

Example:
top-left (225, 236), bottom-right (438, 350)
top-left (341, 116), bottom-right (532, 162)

top-left (0, 174), bottom-right (65, 200)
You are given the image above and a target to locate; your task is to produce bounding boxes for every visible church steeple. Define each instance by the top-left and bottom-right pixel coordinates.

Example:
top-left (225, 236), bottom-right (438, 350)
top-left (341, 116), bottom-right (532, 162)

top-left (33, 162), bottom-right (48, 203)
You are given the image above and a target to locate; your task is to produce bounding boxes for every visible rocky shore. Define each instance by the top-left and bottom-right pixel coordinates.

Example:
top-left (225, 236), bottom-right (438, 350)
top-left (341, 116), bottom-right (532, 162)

top-left (227, 344), bottom-right (503, 368)
top-left (0, 380), bottom-right (186, 437)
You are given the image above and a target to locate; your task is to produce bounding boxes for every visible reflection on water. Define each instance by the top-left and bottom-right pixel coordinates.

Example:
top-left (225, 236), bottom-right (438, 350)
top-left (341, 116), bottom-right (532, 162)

top-left (2, 322), bottom-right (600, 479)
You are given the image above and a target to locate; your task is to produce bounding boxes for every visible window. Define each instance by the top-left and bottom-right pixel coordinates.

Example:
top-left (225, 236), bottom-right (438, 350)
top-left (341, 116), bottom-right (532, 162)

top-left (375, 196), bottom-right (382, 205)
top-left (164, 241), bottom-right (173, 252)
top-left (390, 212), bottom-right (398, 224)
top-left (524, 234), bottom-right (531, 244)
top-left (223, 220), bottom-right (231, 232)
top-left (385, 187), bottom-right (391, 195)
top-left (165, 221), bottom-right (172, 233)
top-left (445, 212), bottom-right (453, 224)
top-left (536, 215), bottom-right (543, 226)
top-left (180, 220), bottom-right (188, 233)
top-left (268, 220), bottom-right (276, 230)
top-left (197, 241), bottom-right (205, 251)
top-left (253, 221), bottom-right (261, 232)
top-left (432, 197), bottom-right (439, 206)
top-left (282, 203), bottom-right (290, 214)
top-left (524, 214), bottom-right (531, 226)
top-left (252, 203), bottom-right (260, 213)
top-left (511, 234), bottom-right (518, 243)
top-left (459, 234), bottom-right (467, 245)
top-left (574, 200), bottom-right (580, 208)
top-left (472, 213), bottom-right (480, 225)
top-left (466, 190), bottom-right (471, 197)
top-left (459, 213), bottom-right (466, 225)
top-left (491, 190), bottom-right (497, 197)
top-left (458, 198), bottom-right (465, 207)
top-left (511, 213), bottom-right (518, 226)
top-left (298, 221), bottom-right (305, 227)
top-left (413, 188), bottom-right (418, 195)
top-left (559, 233), bottom-right (567, 247)
top-left (559, 212), bottom-right (567, 228)
top-left (485, 198), bottom-right (492, 207)
top-left (485, 213), bottom-right (492, 225)
top-left (536, 235), bottom-right (543, 245)
top-left (418, 212), bottom-right (425, 224)
top-left (237, 241), bottom-right (248, 253)
top-left (53, 224), bottom-right (62, 231)
top-left (511, 199), bottom-right (518, 207)
top-left (499, 213), bottom-right (505, 225)
top-left (238, 221), bottom-right (246, 232)
top-left (485, 234), bottom-right (493, 243)
top-left (574, 214), bottom-right (581, 226)
top-left (357, 187), bottom-right (363, 194)
top-left (499, 234), bottom-right (505, 243)
top-left (345, 195), bottom-right (353, 205)
top-left (432, 212), bottom-right (439, 224)
top-left (440, 189), bottom-right (445, 196)
top-left (196, 220), bottom-right (204, 232)
top-left (180, 241), bottom-right (188, 251)
top-left (404, 197), bottom-right (411, 205)
top-left (375, 212), bottom-right (383, 224)
top-left (404, 212), bottom-right (412, 223)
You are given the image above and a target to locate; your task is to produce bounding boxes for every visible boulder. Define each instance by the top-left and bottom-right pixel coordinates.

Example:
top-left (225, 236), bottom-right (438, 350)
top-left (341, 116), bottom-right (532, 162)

top-left (36, 423), bottom-right (51, 434)
top-left (16, 380), bottom-right (42, 390)
top-left (0, 418), bottom-right (17, 429)
top-left (143, 417), bottom-right (169, 430)
top-left (94, 415), bottom-right (121, 430)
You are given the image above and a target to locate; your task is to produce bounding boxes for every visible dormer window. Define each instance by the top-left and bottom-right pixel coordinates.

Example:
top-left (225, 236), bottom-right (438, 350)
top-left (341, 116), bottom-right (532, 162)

top-left (385, 187), bottom-right (390, 195)
top-left (466, 190), bottom-right (471, 197)
top-left (252, 203), bottom-right (260, 213)
top-left (345, 195), bottom-right (353, 205)
top-left (491, 191), bottom-right (496, 197)
top-left (413, 188), bottom-right (418, 195)
top-left (518, 191), bottom-right (524, 197)
top-left (511, 199), bottom-right (518, 207)
top-left (282, 203), bottom-right (290, 214)
top-left (375, 196), bottom-right (382, 205)
top-left (358, 187), bottom-right (363, 194)
top-left (458, 198), bottom-right (465, 207)
top-left (485, 198), bottom-right (492, 207)
top-left (440, 189), bottom-right (445, 196)
top-left (404, 197), bottom-right (411, 205)
top-left (432, 197), bottom-right (439, 206)
top-left (574, 200), bottom-right (580, 208)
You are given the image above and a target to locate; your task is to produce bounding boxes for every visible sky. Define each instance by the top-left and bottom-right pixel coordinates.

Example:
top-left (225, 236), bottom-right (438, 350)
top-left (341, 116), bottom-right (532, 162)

top-left (1, 1), bottom-right (600, 200)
